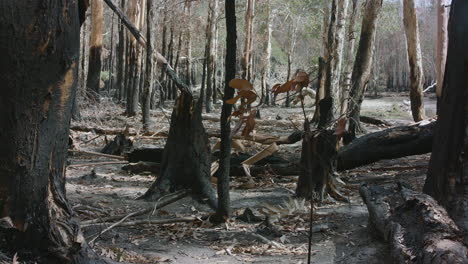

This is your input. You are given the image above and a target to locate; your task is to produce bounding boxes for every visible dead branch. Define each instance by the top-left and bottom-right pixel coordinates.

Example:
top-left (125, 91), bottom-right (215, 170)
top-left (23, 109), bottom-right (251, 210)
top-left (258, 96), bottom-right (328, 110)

top-left (68, 149), bottom-right (126, 160)
top-left (67, 161), bottom-right (129, 168)
top-left (80, 190), bottom-right (189, 226)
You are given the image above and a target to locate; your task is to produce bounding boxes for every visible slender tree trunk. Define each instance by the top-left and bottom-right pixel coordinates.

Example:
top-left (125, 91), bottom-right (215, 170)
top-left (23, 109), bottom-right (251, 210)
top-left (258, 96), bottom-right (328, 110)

top-left (424, 0), bottom-right (468, 235)
top-left (403, 0), bottom-right (425, 122)
top-left (340, 0), bottom-right (359, 115)
top-left (86, 0), bottom-right (104, 100)
top-left (436, 0), bottom-right (449, 100)
top-left (142, 0), bottom-right (153, 130)
top-left (0, 1), bottom-right (106, 262)
top-left (108, 13), bottom-right (115, 95)
top-left (172, 31), bottom-right (183, 101)
top-left (241, 0), bottom-right (254, 81)
top-left (212, 17), bottom-right (219, 104)
top-left (313, 2), bottom-right (330, 121)
top-left (206, 0), bottom-right (218, 113)
top-left (261, 0), bottom-right (272, 106)
top-left (346, 0), bottom-right (383, 142)
top-left (323, 0), bottom-right (348, 122)
top-left (116, 0), bottom-right (126, 101)
top-left (185, 0), bottom-right (193, 87)
top-left (214, 0), bottom-right (237, 222)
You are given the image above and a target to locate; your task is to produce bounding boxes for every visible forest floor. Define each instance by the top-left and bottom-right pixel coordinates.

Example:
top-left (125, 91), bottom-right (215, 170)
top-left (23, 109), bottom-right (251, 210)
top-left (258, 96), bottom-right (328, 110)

top-left (67, 93), bottom-right (437, 264)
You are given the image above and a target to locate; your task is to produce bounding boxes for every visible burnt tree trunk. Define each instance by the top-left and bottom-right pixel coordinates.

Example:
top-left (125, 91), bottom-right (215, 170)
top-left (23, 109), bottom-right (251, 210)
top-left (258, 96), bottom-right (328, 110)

top-left (424, 0), bottom-right (468, 238)
top-left (140, 79), bottom-right (216, 209)
top-left (338, 121), bottom-right (435, 171)
top-left (213, 0), bottom-right (237, 222)
top-left (86, 0), bottom-right (103, 100)
top-left (360, 184), bottom-right (467, 263)
top-left (0, 1), bottom-right (107, 263)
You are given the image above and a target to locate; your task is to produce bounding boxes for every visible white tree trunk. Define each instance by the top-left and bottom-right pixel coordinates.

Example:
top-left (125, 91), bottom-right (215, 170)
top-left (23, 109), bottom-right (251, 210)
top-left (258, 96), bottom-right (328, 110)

top-left (403, 0), bottom-right (425, 122)
top-left (340, 0), bottom-right (359, 115)
top-left (436, 0), bottom-right (449, 98)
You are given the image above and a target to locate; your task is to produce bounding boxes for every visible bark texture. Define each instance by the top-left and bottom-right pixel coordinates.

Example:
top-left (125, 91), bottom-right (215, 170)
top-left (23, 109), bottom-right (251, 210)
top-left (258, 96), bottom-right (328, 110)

top-left (403, 0), bottom-right (425, 122)
top-left (86, 0), bottom-right (104, 99)
top-left (361, 184), bottom-right (468, 263)
top-left (424, 0), bottom-right (468, 237)
top-left (140, 90), bottom-right (217, 208)
top-left (436, 0), bottom-right (449, 98)
top-left (324, 0), bottom-right (348, 120)
top-left (346, 0), bottom-right (383, 141)
top-left (215, 0), bottom-right (237, 221)
top-left (0, 1), bottom-right (105, 263)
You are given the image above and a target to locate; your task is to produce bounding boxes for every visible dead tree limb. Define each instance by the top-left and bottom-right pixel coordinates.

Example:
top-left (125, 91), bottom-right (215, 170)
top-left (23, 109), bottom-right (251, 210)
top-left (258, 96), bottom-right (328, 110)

top-left (81, 190), bottom-right (189, 226)
top-left (360, 184), bottom-right (468, 263)
top-left (68, 149), bottom-right (126, 160)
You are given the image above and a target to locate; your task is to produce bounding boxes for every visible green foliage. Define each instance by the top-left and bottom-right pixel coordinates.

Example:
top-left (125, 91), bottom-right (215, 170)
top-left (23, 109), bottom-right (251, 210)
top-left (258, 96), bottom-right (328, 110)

top-left (100, 71), bottom-right (111, 81)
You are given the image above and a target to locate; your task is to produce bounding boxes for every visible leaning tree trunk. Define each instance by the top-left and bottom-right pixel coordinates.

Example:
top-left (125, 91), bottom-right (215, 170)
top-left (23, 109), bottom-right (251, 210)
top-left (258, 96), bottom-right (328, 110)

top-left (140, 73), bottom-right (217, 208)
top-left (346, 0), bottom-right (383, 142)
top-left (403, 0), bottom-right (425, 122)
top-left (424, 0), bottom-right (468, 237)
top-left (86, 0), bottom-right (103, 100)
top-left (213, 0), bottom-right (237, 222)
top-left (0, 1), bottom-right (106, 263)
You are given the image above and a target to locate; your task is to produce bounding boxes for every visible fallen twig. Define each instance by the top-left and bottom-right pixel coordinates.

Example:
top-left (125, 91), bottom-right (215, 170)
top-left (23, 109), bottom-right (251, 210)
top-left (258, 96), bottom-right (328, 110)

top-left (68, 149), bottom-right (126, 160)
top-left (67, 161), bottom-right (129, 168)
top-left (80, 190), bottom-right (189, 226)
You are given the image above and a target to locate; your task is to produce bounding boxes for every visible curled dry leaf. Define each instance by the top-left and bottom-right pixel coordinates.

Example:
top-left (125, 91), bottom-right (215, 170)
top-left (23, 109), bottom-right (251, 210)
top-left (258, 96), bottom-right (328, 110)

top-left (273, 80), bottom-right (295, 95)
top-left (229, 79), bottom-right (253, 91)
top-left (226, 95), bottom-right (242, 105)
top-left (238, 90), bottom-right (258, 104)
top-left (334, 117), bottom-right (347, 138)
top-left (294, 71), bottom-right (310, 89)
top-left (241, 110), bottom-right (257, 137)
top-left (271, 83), bottom-right (282, 93)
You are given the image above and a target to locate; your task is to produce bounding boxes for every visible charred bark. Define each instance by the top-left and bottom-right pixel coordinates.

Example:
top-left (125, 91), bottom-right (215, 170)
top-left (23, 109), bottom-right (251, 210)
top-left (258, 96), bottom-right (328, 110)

top-left (0, 1), bottom-right (107, 262)
top-left (360, 184), bottom-right (467, 263)
top-left (140, 90), bottom-right (216, 209)
top-left (213, 0), bottom-right (237, 222)
top-left (86, 0), bottom-right (104, 100)
top-left (338, 121), bottom-right (435, 171)
top-left (424, 0), bottom-right (468, 237)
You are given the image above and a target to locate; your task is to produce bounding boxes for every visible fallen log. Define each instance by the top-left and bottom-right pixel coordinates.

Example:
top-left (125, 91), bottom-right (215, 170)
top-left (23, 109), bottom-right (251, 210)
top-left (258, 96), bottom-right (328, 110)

top-left (359, 115), bottom-right (392, 126)
top-left (337, 121), bottom-right (435, 171)
top-left (360, 183), bottom-right (468, 263)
